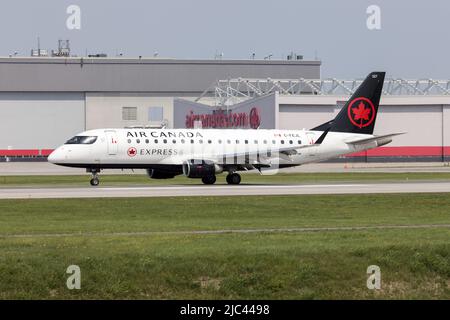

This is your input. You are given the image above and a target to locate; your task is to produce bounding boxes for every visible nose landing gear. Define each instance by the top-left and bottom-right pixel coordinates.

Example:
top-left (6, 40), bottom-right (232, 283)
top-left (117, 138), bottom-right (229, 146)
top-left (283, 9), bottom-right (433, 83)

top-left (88, 169), bottom-right (101, 186)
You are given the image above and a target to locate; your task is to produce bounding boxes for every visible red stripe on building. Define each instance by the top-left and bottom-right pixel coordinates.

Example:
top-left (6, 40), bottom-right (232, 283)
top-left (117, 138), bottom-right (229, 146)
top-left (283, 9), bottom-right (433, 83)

top-left (347, 146), bottom-right (450, 157)
top-left (40, 149), bottom-right (54, 156)
top-left (0, 149), bottom-right (41, 156)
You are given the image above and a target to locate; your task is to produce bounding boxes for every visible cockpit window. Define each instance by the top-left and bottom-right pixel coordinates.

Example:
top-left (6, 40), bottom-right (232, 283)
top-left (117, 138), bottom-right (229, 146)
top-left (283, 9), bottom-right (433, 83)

top-left (65, 136), bottom-right (98, 145)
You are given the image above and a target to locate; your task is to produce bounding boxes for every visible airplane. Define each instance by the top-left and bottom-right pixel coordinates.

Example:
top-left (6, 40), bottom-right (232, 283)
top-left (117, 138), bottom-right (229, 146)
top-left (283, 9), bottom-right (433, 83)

top-left (48, 71), bottom-right (404, 186)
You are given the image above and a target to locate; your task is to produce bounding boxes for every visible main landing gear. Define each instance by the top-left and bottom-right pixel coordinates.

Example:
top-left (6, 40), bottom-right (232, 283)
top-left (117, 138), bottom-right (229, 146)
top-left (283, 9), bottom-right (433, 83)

top-left (226, 173), bottom-right (241, 185)
top-left (88, 169), bottom-right (100, 186)
top-left (200, 173), bottom-right (241, 185)
top-left (201, 175), bottom-right (216, 185)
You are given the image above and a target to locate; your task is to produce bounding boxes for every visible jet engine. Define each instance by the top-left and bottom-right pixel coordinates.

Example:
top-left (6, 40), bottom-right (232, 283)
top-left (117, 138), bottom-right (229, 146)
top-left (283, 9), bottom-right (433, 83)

top-left (182, 160), bottom-right (223, 178)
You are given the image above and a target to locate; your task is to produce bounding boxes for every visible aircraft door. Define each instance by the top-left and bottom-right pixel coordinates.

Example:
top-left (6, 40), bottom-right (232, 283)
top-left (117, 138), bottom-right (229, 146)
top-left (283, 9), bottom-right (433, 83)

top-left (105, 130), bottom-right (118, 155)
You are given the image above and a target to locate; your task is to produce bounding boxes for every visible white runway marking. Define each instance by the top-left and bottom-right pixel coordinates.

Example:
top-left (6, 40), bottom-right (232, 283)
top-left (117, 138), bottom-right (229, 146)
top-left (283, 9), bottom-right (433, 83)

top-left (1, 224), bottom-right (449, 239)
top-left (0, 181), bottom-right (450, 199)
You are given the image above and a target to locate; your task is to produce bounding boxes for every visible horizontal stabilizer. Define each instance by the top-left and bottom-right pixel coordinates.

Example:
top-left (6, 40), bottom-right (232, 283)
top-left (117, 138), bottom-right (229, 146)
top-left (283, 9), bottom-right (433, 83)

top-left (344, 133), bottom-right (406, 146)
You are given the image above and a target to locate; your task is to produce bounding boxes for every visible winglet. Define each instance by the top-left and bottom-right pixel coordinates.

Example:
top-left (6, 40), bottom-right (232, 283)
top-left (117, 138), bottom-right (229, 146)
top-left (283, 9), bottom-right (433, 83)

top-left (314, 128), bottom-right (330, 145)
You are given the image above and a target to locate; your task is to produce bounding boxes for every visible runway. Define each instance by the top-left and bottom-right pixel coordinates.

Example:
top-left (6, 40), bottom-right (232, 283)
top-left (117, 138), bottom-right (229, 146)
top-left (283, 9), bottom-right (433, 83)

top-left (1, 181), bottom-right (450, 199)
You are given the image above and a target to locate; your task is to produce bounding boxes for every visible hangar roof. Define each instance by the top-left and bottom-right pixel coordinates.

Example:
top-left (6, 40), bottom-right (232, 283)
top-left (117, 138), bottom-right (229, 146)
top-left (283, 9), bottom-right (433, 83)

top-left (0, 57), bottom-right (320, 94)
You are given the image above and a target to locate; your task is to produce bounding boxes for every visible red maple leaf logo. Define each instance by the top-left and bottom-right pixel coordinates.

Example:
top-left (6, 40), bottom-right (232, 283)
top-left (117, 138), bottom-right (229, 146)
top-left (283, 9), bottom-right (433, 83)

top-left (352, 102), bottom-right (371, 127)
top-left (127, 148), bottom-right (137, 157)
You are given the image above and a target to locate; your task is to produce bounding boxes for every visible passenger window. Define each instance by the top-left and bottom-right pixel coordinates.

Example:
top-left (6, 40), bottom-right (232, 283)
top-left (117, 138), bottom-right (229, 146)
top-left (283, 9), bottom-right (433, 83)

top-left (227, 140), bottom-right (231, 144)
top-left (136, 139), bottom-right (140, 144)
top-left (199, 140), bottom-right (203, 144)
top-left (218, 140), bottom-right (222, 144)
top-left (263, 140), bottom-right (267, 144)
top-left (145, 139), bottom-right (149, 144)
top-left (289, 140), bottom-right (293, 144)
top-left (236, 140), bottom-right (239, 144)
top-left (172, 139), bottom-right (176, 144)
top-left (208, 140), bottom-right (212, 144)
top-left (154, 139), bottom-right (158, 144)
top-left (254, 140), bottom-right (258, 144)
top-left (163, 139), bottom-right (167, 144)
top-left (127, 139), bottom-right (131, 144)
top-left (298, 140), bottom-right (301, 144)
top-left (245, 140), bottom-right (248, 144)
top-left (191, 139), bottom-right (194, 144)
top-left (181, 139), bottom-right (185, 144)
top-left (272, 140), bottom-right (276, 144)
top-left (281, 140), bottom-right (285, 144)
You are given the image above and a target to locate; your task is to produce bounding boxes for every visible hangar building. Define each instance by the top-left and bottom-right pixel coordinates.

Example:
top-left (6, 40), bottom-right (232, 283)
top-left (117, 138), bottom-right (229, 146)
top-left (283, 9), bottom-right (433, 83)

top-left (0, 56), bottom-right (319, 158)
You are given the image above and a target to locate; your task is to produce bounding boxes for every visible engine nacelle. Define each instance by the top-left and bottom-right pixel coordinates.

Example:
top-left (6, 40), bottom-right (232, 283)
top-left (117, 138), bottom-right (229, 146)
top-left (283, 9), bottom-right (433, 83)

top-left (146, 169), bottom-right (176, 179)
top-left (182, 160), bottom-right (222, 178)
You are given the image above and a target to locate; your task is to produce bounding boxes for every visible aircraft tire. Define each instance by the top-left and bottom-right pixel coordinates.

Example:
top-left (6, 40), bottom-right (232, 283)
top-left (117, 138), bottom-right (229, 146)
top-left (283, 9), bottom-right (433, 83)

top-left (90, 177), bottom-right (100, 186)
top-left (226, 173), bottom-right (241, 185)
top-left (201, 175), bottom-right (216, 185)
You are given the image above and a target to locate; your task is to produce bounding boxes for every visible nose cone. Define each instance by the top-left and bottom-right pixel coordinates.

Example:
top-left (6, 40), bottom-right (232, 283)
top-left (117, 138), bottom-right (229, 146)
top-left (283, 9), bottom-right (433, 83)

top-left (48, 147), bottom-right (64, 164)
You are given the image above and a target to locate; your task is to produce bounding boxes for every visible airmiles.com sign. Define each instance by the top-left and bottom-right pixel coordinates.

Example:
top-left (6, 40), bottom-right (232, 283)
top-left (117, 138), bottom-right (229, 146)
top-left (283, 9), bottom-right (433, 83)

top-left (185, 107), bottom-right (261, 129)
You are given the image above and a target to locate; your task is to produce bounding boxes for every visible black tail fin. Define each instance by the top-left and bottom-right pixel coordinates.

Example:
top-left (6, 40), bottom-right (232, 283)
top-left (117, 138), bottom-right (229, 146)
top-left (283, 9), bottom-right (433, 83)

top-left (312, 72), bottom-right (385, 135)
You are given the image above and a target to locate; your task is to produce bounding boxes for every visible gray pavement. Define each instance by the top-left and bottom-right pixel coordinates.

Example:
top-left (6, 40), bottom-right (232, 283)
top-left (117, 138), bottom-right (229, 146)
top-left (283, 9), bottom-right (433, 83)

top-left (1, 181), bottom-right (450, 199)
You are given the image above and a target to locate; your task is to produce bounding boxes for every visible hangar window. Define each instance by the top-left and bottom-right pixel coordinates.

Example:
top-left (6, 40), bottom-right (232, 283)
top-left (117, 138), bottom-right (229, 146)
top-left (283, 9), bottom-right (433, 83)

top-left (122, 107), bottom-right (138, 121)
top-left (65, 136), bottom-right (98, 145)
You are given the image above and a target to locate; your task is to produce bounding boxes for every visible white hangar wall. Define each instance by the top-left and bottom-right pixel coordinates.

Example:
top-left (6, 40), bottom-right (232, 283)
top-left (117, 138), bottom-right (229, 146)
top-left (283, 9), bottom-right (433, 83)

top-left (278, 95), bottom-right (450, 161)
top-left (85, 93), bottom-right (174, 130)
top-left (0, 92), bottom-right (85, 151)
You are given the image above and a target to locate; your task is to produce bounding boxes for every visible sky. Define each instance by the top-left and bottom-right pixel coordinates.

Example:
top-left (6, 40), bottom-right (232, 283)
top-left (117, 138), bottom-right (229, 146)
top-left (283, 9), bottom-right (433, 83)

top-left (0, 0), bottom-right (449, 78)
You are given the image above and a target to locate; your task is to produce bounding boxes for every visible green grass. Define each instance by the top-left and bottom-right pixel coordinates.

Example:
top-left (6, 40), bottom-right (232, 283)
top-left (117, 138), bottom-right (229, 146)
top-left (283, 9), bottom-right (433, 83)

top-left (0, 194), bottom-right (449, 299)
top-left (1, 171), bottom-right (450, 187)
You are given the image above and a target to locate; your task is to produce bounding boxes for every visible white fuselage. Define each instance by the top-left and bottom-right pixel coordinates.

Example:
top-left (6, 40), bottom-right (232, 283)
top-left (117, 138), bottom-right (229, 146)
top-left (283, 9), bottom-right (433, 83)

top-left (48, 128), bottom-right (377, 169)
